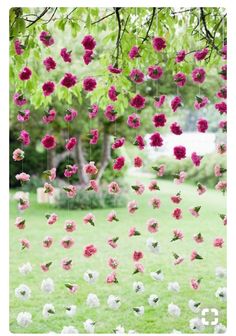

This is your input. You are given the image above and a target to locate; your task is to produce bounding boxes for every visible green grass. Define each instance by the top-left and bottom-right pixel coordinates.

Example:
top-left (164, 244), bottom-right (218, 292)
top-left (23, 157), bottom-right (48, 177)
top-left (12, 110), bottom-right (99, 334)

top-left (9, 177), bottom-right (226, 334)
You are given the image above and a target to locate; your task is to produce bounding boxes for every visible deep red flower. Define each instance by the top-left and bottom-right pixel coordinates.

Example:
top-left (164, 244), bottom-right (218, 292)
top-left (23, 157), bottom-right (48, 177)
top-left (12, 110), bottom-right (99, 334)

top-left (152, 113), bottom-right (167, 127)
top-left (149, 132), bottom-right (163, 147)
top-left (41, 134), bottom-right (56, 150)
top-left (173, 146), bottom-right (186, 160)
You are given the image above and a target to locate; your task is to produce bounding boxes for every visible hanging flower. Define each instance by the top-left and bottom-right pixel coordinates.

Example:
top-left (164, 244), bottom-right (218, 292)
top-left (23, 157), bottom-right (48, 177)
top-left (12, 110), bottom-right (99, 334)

top-left (152, 113), bottom-right (167, 127)
top-left (219, 213), bottom-right (227, 226)
top-left (150, 197), bottom-right (161, 209)
top-left (216, 86), bottom-right (227, 99)
top-left (130, 94), bottom-right (146, 110)
top-left (197, 118), bottom-right (208, 132)
top-left (213, 237), bottom-right (224, 248)
top-left (107, 64), bottom-right (122, 74)
top-left (190, 278), bottom-right (202, 290)
top-left (20, 238), bottom-right (30, 250)
top-left (88, 104), bottom-right (98, 119)
top-left (133, 263), bottom-right (144, 274)
top-left (129, 227), bottom-right (141, 237)
top-left (134, 156), bottom-right (143, 168)
top-left (192, 67), bottom-right (206, 84)
top-left (127, 113), bottom-right (141, 128)
top-left (147, 218), bottom-right (159, 233)
top-left (108, 85), bottom-right (118, 101)
top-left (148, 65), bottom-right (163, 80)
top-left (40, 262), bottom-right (52, 272)
top-left (129, 68), bottom-right (144, 83)
top-left (39, 31), bottom-right (54, 46)
top-left (15, 217), bottom-right (26, 230)
top-left (41, 134), bottom-right (56, 150)
top-left (42, 81), bottom-right (55, 96)
top-left (194, 96), bottom-right (208, 110)
top-left (107, 210), bottom-right (119, 222)
top-left (61, 236), bottom-right (74, 249)
top-left (65, 283), bottom-right (78, 293)
top-left (13, 93), bottom-right (27, 106)
top-left (128, 200), bottom-right (138, 214)
top-left (83, 49), bottom-right (93, 65)
top-left (43, 56), bottom-right (56, 71)
top-left (44, 183), bottom-right (54, 196)
top-left (216, 143), bottom-right (227, 154)
top-left (129, 45), bottom-right (140, 59)
top-left (60, 73), bottom-right (77, 88)
top-left (46, 213), bottom-right (58, 225)
top-left (152, 36), bottom-right (166, 51)
top-left (197, 183), bottom-right (207, 195)
top-left (152, 164), bottom-right (165, 176)
top-left (191, 152), bottom-right (203, 167)
top-left (134, 135), bottom-right (145, 150)
top-left (189, 206), bottom-right (201, 217)
top-left (148, 180), bottom-right (160, 191)
top-left (170, 122), bottom-right (183, 135)
top-left (14, 39), bottom-right (24, 55)
top-left (104, 104), bottom-right (118, 122)
top-left (61, 258), bottom-right (72, 270)
top-left (83, 213), bottom-right (95, 226)
top-left (215, 101), bottom-right (227, 114)
top-left (131, 182), bottom-right (145, 195)
top-left (108, 181), bottom-right (120, 194)
top-left (174, 72), bottom-right (187, 87)
top-left (175, 49), bottom-right (186, 63)
top-left (171, 229), bottom-right (184, 242)
top-left (193, 232), bottom-right (204, 243)
top-left (154, 95), bottom-right (166, 108)
top-left (170, 96), bottom-right (182, 112)
top-left (15, 172), bottom-right (30, 183)
top-left (219, 64), bottom-right (227, 80)
top-left (17, 109), bottom-right (30, 122)
top-left (64, 108), bottom-right (77, 122)
top-left (174, 171), bottom-right (187, 184)
top-left (173, 146), bottom-right (186, 160)
top-left (63, 185), bottom-right (77, 198)
top-left (149, 132), bottom-right (163, 147)
top-left (81, 35), bottom-right (96, 50)
top-left (60, 48), bottom-right (72, 63)
top-left (86, 179), bottom-right (99, 192)
top-left (42, 236), bottom-right (53, 248)
top-left (171, 192), bottom-right (182, 204)
top-left (18, 197), bottom-right (29, 211)
top-left (112, 137), bottom-right (125, 149)
top-left (218, 120), bottom-right (227, 132)
top-left (133, 251), bottom-right (143, 262)
top-left (108, 237), bottom-right (119, 248)
top-left (42, 109), bottom-right (57, 124)
top-left (215, 180), bottom-right (227, 194)
top-left (190, 250), bottom-right (203, 261)
top-left (83, 244), bottom-right (97, 257)
top-left (83, 161), bottom-right (98, 175)
top-left (64, 220), bottom-right (77, 232)
top-left (106, 271), bottom-right (118, 283)
top-left (194, 48), bottom-right (208, 60)
top-left (83, 77), bottom-right (97, 91)
top-left (19, 67), bottom-right (32, 81)
top-left (172, 208), bottom-right (182, 220)
top-left (113, 156), bottom-right (125, 170)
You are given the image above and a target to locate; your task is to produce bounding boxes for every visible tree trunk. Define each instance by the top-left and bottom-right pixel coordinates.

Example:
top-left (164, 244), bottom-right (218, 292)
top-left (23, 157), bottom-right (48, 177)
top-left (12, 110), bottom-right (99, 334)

top-left (96, 132), bottom-right (111, 184)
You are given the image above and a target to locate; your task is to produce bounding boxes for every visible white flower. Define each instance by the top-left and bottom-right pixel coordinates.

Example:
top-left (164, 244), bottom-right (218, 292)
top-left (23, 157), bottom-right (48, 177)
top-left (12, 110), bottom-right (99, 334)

top-left (15, 284), bottom-right (31, 301)
top-left (133, 306), bottom-right (144, 316)
top-left (41, 278), bottom-right (54, 294)
top-left (83, 319), bottom-right (95, 333)
top-left (168, 303), bottom-right (181, 317)
top-left (107, 295), bottom-right (121, 310)
top-left (146, 238), bottom-right (160, 254)
top-left (168, 282), bottom-right (180, 292)
top-left (171, 330), bottom-right (182, 334)
top-left (150, 270), bottom-right (164, 281)
top-left (86, 293), bottom-right (100, 308)
top-left (148, 294), bottom-right (159, 307)
top-left (42, 303), bottom-right (55, 318)
top-left (83, 270), bottom-right (99, 284)
top-left (189, 317), bottom-right (205, 332)
top-left (215, 267), bottom-right (226, 279)
top-left (214, 323), bottom-right (227, 333)
top-left (215, 287), bottom-right (227, 302)
top-left (114, 325), bottom-right (125, 334)
top-left (65, 305), bottom-right (77, 317)
top-left (16, 312), bottom-right (32, 327)
top-left (188, 299), bottom-right (201, 313)
top-left (18, 262), bottom-right (32, 275)
top-left (133, 281), bottom-right (145, 293)
top-left (61, 326), bottom-right (79, 334)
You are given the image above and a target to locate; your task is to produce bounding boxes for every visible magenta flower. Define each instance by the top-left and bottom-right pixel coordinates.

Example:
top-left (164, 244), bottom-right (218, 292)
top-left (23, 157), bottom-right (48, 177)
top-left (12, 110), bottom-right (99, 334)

top-left (14, 39), bottom-right (24, 55)
top-left (221, 44), bottom-right (227, 60)
top-left (129, 45), bottom-right (140, 59)
top-left (134, 156), bottom-right (143, 168)
top-left (64, 164), bottom-right (78, 178)
top-left (148, 65), bottom-right (163, 80)
top-left (175, 50), bottom-right (186, 63)
top-left (215, 101), bottom-right (227, 114)
top-left (172, 208), bottom-right (182, 220)
top-left (42, 81), bottom-right (55, 96)
top-left (61, 73), bottom-right (77, 88)
top-left (88, 104), bottom-right (98, 119)
top-left (41, 134), bottom-right (56, 150)
top-left (154, 95), bottom-right (166, 108)
top-left (83, 161), bottom-right (98, 175)
top-left (19, 67), bottom-right (32, 81)
top-left (173, 146), bottom-right (186, 160)
top-left (107, 64), bottom-right (122, 74)
top-left (152, 36), bottom-right (166, 52)
top-left (219, 64), bottom-right (227, 80)
top-left (112, 137), bottom-right (125, 150)
top-left (134, 135), bottom-right (145, 150)
top-left (130, 94), bottom-right (146, 110)
top-left (81, 35), bottom-right (96, 50)
top-left (43, 56), bottom-right (56, 71)
top-left (129, 68), bottom-right (144, 84)
top-left (64, 108), bottom-right (77, 122)
top-left (127, 113), bottom-right (141, 128)
top-left (192, 67), bottom-right (206, 84)
top-left (42, 109), bottom-right (57, 124)
top-left (170, 122), bottom-right (183, 135)
top-left (197, 118), bottom-right (208, 133)
top-left (17, 109), bottom-right (30, 122)
top-left (39, 31), bottom-right (54, 47)
top-left (108, 85), bottom-right (118, 101)
top-left (149, 132), bottom-right (163, 147)
top-left (83, 49), bottom-right (93, 65)
top-left (113, 156), bottom-right (125, 171)
top-left (216, 86), bottom-right (227, 99)
top-left (194, 96), bottom-right (208, 110)
top-left (194, 48), bottom-right (208, 61)
top-left (18, 130), bottom-right (30, 146)
top-left (191, 152), bottom-right (203, 167)
top-left (60, 48), bottom-right (72, 63)
top-left (108, 258), bottom-right (119, 270)
top-left (152, 113), bottom-right (167, 127)
top-left (133, 251), bottom-right (143, 262)
top-left (89, 129), bottom-right (99, 145)
top-left (174, 72), bottom-right (186, 87)
top-left (13, 93), bottom-right (27, 106)
top-left (170, 96), bottom-right (182, 112)
top-left (83, 244), bottom-right (97, 257)
top-left (104, 105), bottom-right (117, 122)
top-left (83, 77), bottom-right (97, 92)
top-left (65, 137), bottom-right (77, 151)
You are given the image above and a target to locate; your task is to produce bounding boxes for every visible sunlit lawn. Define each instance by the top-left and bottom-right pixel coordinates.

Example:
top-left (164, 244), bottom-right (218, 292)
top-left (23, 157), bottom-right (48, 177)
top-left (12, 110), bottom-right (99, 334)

top-left (9, 176), bottom-right (226, 333)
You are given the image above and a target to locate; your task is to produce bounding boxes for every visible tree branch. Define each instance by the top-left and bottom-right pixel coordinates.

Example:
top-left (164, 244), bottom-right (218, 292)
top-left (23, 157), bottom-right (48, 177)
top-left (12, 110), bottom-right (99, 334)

top-left (140, 8), bottom-right (156, 45)
top-left (92, 9), bottom-right (119, 25)
top-left (26, 7), bottom-right (51, 28)
top-left (114, 7), bottom-right (122, 67)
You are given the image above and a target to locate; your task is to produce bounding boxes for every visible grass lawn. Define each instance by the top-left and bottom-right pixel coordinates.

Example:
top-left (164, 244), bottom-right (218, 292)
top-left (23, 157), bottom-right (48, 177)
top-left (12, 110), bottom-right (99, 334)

top-left (9, 176), bottom-right (226, 334)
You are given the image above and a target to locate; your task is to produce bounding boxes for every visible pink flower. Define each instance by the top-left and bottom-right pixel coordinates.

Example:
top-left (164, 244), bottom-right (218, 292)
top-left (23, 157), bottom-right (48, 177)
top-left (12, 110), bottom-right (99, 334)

top-left (216, 86), bottom-right (227, 99)
top-left (60, 48), bottom-right (72, 62)
top-left (65, 283), bottom-right (78, 293)
top-left (194, 48), bottom-right (208, 61)
top-left (13, 148), bottom-right (24, 161)
top-left (112, 137), bottom-right (125, 150)
top-left (14, 39), bottom-right (24, 55)
top-left (107, 64), bottom-right (122, 74)
top-left (190, 278), bottom-right (201, 290)
top-left (41, 262), bottom-right (52, 272)
top-left (83, 244), bottom-right (97, 257)
top-left (197, 183), bottom-right (207, 195)
top-left (113, 156), bottom-right (125, 171)
top-left (42, 236), bottom-right (53, 248)
top-left (171, 96), bottom-right (182, 112)
top-left (152, 113), bottom-right (167, 127)
top-left (193, 233), bottom-right (204, 243)
top-left (43, 56), bottom-right (56, 71)
top-left (64, 185), bottom-right (77, 198)
top-left (190, 250), bottom-right (203, 261)
top-left (17, 109), bottom-right (30, 122)
top-left (18, 130), bottom-right (30, 146)
top-left (215, 180), bottom-right (227, 193)
top-left (171, 229), bottom-right (184, 242)
top-left (134, 135), bottom-right (145, 150)
top-left (42, 81), bottom-right (55, 96)
top-left (191, 152), bottom-right (203, 167)
top-left (81, 35), bottom-right (96, 50)
top-left (133, 263), bottom-right (144, 274)
top-left (104, 105), bottom-right (118, 122)
top-left (108, 237), bottom-right (119, 248)
top-left (152, 36), bottom-right (166, 52)
top-left (215, 101), bottom-right (227, 115)
top-left (219, 214), bottom-right (227, 226)
top-left (216, 143), bottom-right (227, 154)
top-left (64, 220), bottom-right (77, 232)
top-left (61, 73), bottom-right (77, 88)
top-left (15, 217), bottom-right (25, 230)
top-left (83, 49), bottom-right (93, 65)
top-left (189, 206), bottom-right (201, 217)
top-left (39, 31), bottom-right (54, 46)
top-left (19, 67), bottom-right (32, 81)
top-left (108, 85), bottom-right (118, 101)
top-left (152, 164), bottom-right (165, 176)
top-left (129, 45), bottom-right (140, 59)
top-left (214, 164), bottom-right (226, 177)
top-left (194, 96), bottom-right (208, 110)
top-left (174, 72), bottom-right (187, 87)
top-left (86, 179), bottom-right (99, 192)
top-left (130, 94), bottom-right (146, 110)
top-left (108, 258), bottom-right (119, 270)
top-left (108, 181), bottom-right (120, 194)
top-left (127, 113), bottom-right (141, 128)
top-left (197, 118), bottom-right (208, 133)
top-left (83, 213), bottom-right (95, 226)
top-left (13, 93), bottom-right (27, 106)
top-left (219, 120), bottom-right (227, 132)
top-left (107, 210), bottom-right (119, 222)
top-left (221, 44), bottom-right (227, 59)
top-left (128, 200), bottom-right (138, 214)
top-left (41, 134), bottom-right (56, 150)
top-left (175, 49), bottom-right (186, 63)
top-left (148, 65), bottom-right (163, 80)
top-left (134, 156), bottom-right (143, 168)
top-left (47, 213), bottom-right (58, 225)
top-left (173, 253), bottom-right (184, 265)
top-left (147, 218), bottom-right (159, 233)
top-left (149, 132), bottom-right (163, 147)
top-left (42, 109), bottom-right (56, 124)
top-left (64, 108), bottom-right (78, 122)
top-left (154, 95), bottom-right (166, 108)
top-left (61, 258), bottom-right (72, 270)
top-left (44, 183), bottom-right (54, 196)
top-left (150, 197), bottom-right (161, 209)
top-left (64, 164), bottom-right (78, 178)
top-left (192, 67), bottom-right (206, 84)
top-left (83, 77), bottom-right (97, 92)
top-left (148, 180), bottom-right (160, 191)
top-left (65, 137), bottom-right (77, 151)
top-left (20, 239), bottom-right (30, 250)
top-left (133, 251), bottom-right (143, 262)
top-left (61, 236), bottom-right (74, 249)
top-left (131, 182), bottom-right (145, 195)
top-left (172, 208), bottom-right (182, 220)
top-left (174, 171), bottom-right (187, 184)
top-left (106, 271), bottom-right (118, 283)
top-left (129, 68), bottom-right (144, 84)
top-left (173, 146), bottom-right (186, 160)
top-left (171, 192), bottom-right (182, 204)
top-left (219, 64), bottom-right (227, 80)
top-left (170, 122), bottom-right (183, 135)
top-left (18, 198), bottom-right (29, 211)
top-left (15, 172), bottom-right (30, 183)
top-left (83, 161), bottom-right (98, 175)
top-left (88, 104), bottom-right (98, 119)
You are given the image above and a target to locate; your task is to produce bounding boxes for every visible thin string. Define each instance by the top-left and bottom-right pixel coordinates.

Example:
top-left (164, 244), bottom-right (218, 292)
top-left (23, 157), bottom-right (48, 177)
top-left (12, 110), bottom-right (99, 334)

top-left (156, 7), bottom-right (159, 98)
top-left (198, 8), bottom-right (201, 96)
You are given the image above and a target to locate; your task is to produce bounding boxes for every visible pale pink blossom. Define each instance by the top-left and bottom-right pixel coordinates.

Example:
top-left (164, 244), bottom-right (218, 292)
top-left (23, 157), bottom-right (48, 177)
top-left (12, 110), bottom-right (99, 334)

top-left (83, 244), bottom-right (97, 257)
top-left (171, 229), bottom-right (184, 241)
top-left (20, 239), bottom-right (30, 250)
top-left (108, 237), bottom-right (119, 248)
top-left (190, 250), bottom-right (203, 261)
top-left (148, 180), bottom-right (160, 191)
top-left (215, 180), bottom-right (227, 194)
top-left (171, 192), bottom-right (182, 204)
top-left (65, 283), bottom-right (78, 293)
top-left (189, 206), bottom-right (201, 217)
top-left (216, 143), bottom-right (227, 154)
top-left (41, 262), bottom-right (52, 272)
top-left (147, 218), bottom-right (159, 233)
top-left (42, 236), bottom-right (53, 248)
top-left (63, 185), bottom-right (77, 198)
top-left (108, 181), bottom-right (120, 194)
top-left (133, 263), bottom-right (144, 274)
top-left (150, 197), bottom-right (161, 209)
top-left (83, 161), bottom-right (98, 175)
top-left (13, 148), bottom-right (24, 161)
top-left (44, 183), bottom-right (54, 196)
top-left (61, 258), bottom-right (72, 270)
top-left (190, 278), bottom-right (201, 290)
top-left (193, 233), bottom-right (204, 243)
top-left (15, 172), bottom-right (30, 183)
top-left (106, 271), bottom-right (118, 283)
top-left (15, 217), bottom-right (25, 230)
top-left (131, 182), bottom-right (145, 195)
top-left (64, 220), bottom-right (77, 232)
top-left (128, 200), bottom-right (138, 214)
top-left (172, 208), bottom-right (182, 220)
top-left (174, 171), bottom-right (187, 184)
top-left (83, 213), bottom-right (95, 226)
top-left (129, 227), bottom-right (141, 237)
top-left (197, 183), bottom-right (207, 195)
top-left (86, 179), bottom-right (99, 192)
top-left (46, 213), bottom-right (58, 225)
top-left (61, 237), bottom-right (74, 249)
top-left (107, 210), bottom-right (119, 222)
top-left (108, 257), bottom-right (119, 269)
